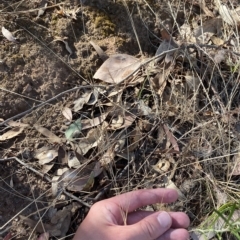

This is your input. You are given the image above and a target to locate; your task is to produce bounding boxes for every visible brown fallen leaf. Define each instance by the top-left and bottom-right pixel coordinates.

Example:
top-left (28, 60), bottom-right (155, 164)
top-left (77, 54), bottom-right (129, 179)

top-left (81, 113), bottom-right (108, 130)
top-left (0, 127), bottom-right (24, 141)
top-left (34, 125), bottom-right (62, 144)
top-left (163, 124), bottom-right (180, 152)
top-left (93, 54), bottom-right (141, 84)
top-left (34, 147), bottom-right (58, 165)
top-left (62, 107), bottom-right (72, 121)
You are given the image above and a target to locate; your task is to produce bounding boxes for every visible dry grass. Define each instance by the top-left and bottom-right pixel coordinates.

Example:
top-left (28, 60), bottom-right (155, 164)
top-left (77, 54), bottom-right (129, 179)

top-left (1, 0), bottom-right (240, 239)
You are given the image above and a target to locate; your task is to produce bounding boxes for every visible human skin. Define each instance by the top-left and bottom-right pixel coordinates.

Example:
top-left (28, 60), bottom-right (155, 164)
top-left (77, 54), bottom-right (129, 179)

top-left (73, 188), bottom-right (189, 240)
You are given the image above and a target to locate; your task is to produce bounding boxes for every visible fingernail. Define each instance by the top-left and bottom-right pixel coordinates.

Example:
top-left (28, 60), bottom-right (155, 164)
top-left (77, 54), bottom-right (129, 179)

top-left (157, 211), bottom-right (171, 228)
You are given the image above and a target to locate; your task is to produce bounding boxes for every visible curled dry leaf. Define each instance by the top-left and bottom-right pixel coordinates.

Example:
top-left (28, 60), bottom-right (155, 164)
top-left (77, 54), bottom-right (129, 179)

top-left (93, 54), bottom-right (141, 84)
top-left (2, 26), bottom-right (17, 43)
top-left (62, 107), bottom-right (72, 121)
top-left (34, 125), bottom-right (62, 144)
top-left (0, 127), bottom-right (24, 141)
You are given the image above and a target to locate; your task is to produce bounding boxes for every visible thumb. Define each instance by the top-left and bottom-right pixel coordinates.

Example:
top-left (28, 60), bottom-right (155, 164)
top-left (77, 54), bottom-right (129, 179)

top-left (126, 211), bottom-right (172, 240)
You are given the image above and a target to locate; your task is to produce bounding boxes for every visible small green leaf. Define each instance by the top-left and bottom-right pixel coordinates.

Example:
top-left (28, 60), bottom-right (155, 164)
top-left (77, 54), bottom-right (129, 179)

top-left (64, 118), bottom-right (82, 141)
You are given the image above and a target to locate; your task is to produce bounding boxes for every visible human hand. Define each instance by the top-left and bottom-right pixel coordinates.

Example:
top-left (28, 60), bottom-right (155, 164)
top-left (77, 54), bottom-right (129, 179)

top-left (73, 188), bottom-right (189, 240)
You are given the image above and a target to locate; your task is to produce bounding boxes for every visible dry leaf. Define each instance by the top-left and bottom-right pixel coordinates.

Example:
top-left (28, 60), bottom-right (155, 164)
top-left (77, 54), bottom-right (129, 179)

top-left (210, 36), bottom-right (224, 46)
top-left (163, 124), bottom-right (180, 152)
top-left (2, 26), bottom-right (17, 43)
top-left (62, 107), bottom-right (72, 121)
top-left (74, 91), bottom-right (92, 112)
top-left (0, 127), bottom-right (24, 141)
top-left (7, 120), bottom-right (29, 128)
top-left (68, 155), bottom-right (81, 168)
top-left (71, 128), bottom-right (103, 155)
top-left (81, 113), bottom-right (108, 130)
top-left (42, 164), bottom-right (54, 173)
top-left (34, 147), bottom-right (58, 165)
top-left (34, 125), bottom-right (62, 144)
top-left (93, 54), bottom-right (141, 84)
top-left (108, 113), bottom-right (136, 130)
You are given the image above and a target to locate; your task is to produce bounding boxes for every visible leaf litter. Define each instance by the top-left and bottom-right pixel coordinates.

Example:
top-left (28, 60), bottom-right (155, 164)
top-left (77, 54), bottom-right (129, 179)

top-left (2, 1), bottom-right (240, 239)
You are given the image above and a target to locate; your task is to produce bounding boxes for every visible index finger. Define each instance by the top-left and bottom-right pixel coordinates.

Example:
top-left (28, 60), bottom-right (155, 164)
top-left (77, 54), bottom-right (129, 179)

top-left (105, 188), bottom-right (178, 213)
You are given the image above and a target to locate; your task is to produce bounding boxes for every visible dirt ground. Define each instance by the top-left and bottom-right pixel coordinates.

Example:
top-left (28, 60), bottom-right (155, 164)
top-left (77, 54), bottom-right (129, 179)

top-left (1, 0), bottom-right (240, 239)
